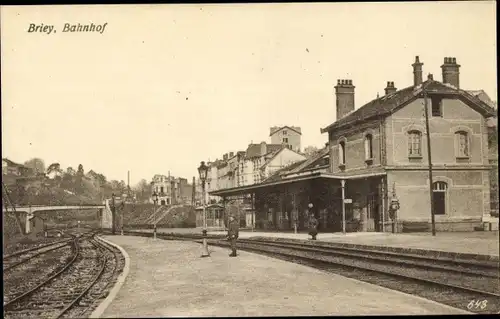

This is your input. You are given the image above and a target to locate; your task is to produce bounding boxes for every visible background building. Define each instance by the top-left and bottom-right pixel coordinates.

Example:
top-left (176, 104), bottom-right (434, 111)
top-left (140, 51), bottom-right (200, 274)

top-left (270, 126), bottom-right (302, 152)
top-left (150, 173), bottom-right (195, 205)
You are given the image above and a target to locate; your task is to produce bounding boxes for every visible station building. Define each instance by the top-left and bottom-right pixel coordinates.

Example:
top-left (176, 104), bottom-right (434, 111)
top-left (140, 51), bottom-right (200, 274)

top-left (210, 56), bottom-right (497, 232)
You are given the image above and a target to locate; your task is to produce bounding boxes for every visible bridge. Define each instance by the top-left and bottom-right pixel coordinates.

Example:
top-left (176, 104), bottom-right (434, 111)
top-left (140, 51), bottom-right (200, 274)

top-left (2, 204), bottom-right (105, 214)
top-left (3, 204), bottom-right (111, 234)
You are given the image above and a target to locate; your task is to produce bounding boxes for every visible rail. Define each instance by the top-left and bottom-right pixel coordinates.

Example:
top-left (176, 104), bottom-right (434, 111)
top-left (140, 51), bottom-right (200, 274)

top-left (3, 231), bottom-right (124, 319)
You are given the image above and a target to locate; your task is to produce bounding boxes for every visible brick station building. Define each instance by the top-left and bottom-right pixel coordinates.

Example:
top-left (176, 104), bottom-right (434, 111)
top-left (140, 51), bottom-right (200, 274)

top-left (210, 56), bottom-right (497, 233)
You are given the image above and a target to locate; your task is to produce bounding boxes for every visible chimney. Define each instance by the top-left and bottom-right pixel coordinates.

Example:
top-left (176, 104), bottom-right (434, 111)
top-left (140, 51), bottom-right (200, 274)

top-left (223, 153), bottom-right (228, 161)
top-left (384, 81), bottom-right (397, 95)
top-left (260, 141), bottom-right (267, 156)
top-left (229, 152), bottom-right (234, 158)
top-left (334, 79), bottom-right (355, 120)
top-left (412, 56), bottom-right (424, 86)
top-left (427, 73), bottom-right (434, 81)
top-left (441, 57), bottom-right (460, 88)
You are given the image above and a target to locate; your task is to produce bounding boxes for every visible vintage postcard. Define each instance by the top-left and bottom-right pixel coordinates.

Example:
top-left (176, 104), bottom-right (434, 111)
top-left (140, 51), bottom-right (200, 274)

top-left (1, 2), bottom-right (498, 317)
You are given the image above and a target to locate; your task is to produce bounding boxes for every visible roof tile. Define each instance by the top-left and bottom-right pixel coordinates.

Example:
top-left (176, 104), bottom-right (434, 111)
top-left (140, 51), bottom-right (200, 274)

top-left (321, 80), bottom-right (496, 133)
top-left (245, 143), bottom-right (282, 158)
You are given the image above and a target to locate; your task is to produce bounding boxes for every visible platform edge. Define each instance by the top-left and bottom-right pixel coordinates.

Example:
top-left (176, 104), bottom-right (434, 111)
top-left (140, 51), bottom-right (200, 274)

top-left (88, 236), bottom-right (131, 319)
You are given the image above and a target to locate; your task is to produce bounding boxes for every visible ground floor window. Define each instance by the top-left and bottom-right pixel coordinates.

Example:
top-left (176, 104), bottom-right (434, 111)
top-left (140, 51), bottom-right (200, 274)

top-left (432, 181), bottom-right (448, 215)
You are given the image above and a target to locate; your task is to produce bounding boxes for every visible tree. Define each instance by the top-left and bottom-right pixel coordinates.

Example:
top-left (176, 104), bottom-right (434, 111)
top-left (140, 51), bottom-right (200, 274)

top-left (46, 163), bottom-right (63, 176)
top-left (133, 179), bottom-right (151, 201)
top-left (24, 158), bottom-right (45, 175)
top-left (303, 145), bottom-right (320, 158)
top-left (77, 164), bottom-right (84, 176)
top-left (66, 167), bottom-right (76, 176)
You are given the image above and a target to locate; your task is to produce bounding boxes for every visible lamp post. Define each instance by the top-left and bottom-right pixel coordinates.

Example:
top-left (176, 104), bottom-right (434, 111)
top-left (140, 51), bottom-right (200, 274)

top-left (152, 192), bottom-right (158, 240)
top-left (341, 179), bottom-right (346, 234)
top-left (198, 161), bottom-right (210, 258)
top-left (111, 193), bottom-right (116, 235)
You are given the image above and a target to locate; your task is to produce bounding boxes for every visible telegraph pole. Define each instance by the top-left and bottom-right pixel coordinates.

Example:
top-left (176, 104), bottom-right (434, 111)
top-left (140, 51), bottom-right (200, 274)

top-left (423, 84), bottom-right (436, 236)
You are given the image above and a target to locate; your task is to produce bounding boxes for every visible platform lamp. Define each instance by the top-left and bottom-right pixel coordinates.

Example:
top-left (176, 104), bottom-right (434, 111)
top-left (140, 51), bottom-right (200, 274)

top-left (152, 191), bottom-right (159, 240)
top-left (198, 161), bottom-right (210, 258)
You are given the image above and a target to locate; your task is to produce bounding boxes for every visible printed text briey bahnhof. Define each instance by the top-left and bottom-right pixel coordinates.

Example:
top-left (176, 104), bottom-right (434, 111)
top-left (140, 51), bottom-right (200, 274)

top-left (27, 23), bottom-right (108, 34)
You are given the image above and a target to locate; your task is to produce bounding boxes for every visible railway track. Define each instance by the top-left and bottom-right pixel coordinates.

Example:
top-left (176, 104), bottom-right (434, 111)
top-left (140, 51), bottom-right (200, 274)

top-left (3, 239), bottom-right (74, 272)
top-left (3, 232), bottom-right (124, 319)
top-left (227, 239), bottom-right (500, 314)
top-left (123, 230), bottom-right (499, 314)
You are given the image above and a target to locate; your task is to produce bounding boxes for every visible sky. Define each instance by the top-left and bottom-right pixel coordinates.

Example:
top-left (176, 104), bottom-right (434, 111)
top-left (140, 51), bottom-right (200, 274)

top-left (1, 2), bottom-right (497, 186)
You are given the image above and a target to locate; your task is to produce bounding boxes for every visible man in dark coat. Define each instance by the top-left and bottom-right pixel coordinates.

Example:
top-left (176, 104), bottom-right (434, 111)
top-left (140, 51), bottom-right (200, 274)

top-left (308, 214), bottom-right (319, 240)
top-left (307, 203), bottom-right (319, 240)
top-left (227, 215), bottom-right (239, 257)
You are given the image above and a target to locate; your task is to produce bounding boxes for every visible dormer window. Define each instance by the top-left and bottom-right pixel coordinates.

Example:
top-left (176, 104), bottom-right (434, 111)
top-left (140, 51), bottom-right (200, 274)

top-left (431, 96), bottom-right (443, 117)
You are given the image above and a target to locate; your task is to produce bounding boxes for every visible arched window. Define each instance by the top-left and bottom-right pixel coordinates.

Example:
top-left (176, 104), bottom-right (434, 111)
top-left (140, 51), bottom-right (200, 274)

top-left (339, 141), bottom-right (346, 165)
top-left (432, 181), bottom-right (448, 215)
top-left (364, 134), bottom-right (373, 160)
top-left (408, 130), bottom-right (422, 157)
top-left (455, 131), bottom-right (469, 157)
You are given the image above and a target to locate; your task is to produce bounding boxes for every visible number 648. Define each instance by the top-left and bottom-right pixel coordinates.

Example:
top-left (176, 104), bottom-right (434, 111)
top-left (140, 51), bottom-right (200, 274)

top-left (467, 299), bottom-right (487, 310)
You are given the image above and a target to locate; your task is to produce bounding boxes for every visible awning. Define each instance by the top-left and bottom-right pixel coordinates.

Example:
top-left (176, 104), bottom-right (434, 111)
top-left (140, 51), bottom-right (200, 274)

top-left (209, 169), bottom-right (387, 197)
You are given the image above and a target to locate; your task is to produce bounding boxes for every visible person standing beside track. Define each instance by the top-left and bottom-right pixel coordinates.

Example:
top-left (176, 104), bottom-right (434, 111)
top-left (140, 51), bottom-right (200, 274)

top-left (307, 203), bottom-right (319, 240)
top-left (227, 215), bottom-right (239, 257)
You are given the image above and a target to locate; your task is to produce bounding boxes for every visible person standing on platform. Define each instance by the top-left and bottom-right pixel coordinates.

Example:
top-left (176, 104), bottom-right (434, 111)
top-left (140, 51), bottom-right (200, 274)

top-left (307, 203), bottom-right (319, 240)
top-left (228, 215), bottom-right (239, 257)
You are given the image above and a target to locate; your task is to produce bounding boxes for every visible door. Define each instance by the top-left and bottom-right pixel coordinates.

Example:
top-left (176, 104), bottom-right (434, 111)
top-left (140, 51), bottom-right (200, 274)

top-left (432, 182), bottom-right (448, 216)
top-left (367, 193), bottom-right (381, 232)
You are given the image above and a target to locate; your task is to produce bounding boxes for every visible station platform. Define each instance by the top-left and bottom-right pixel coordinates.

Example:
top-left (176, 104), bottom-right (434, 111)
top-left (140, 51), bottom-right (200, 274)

top-left (96, 235), bottom-right (468, 317)
top-left (128, 228), bottom-right (499, 259)
top-left (207, 230), bottom-right (499, 259)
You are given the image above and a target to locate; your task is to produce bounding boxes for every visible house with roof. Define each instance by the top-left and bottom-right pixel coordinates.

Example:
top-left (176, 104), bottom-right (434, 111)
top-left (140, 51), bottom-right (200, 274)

top-left (259, 146), bottom-right (307, 180)
top-left (319, 56), bottom-right (496, 232)
top-left (210, 56), bottom-right (497, 233)
top-left (270, 126), bottom-right (302, 152)
top-left (150, 173), bottom-right (193, 205)
top-left (2, 158), bottom-right (33, 179)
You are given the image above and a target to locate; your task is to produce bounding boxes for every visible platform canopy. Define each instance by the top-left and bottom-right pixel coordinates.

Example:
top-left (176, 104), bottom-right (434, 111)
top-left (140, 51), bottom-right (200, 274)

top-left (209, 168), bottom-right (387, 198)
